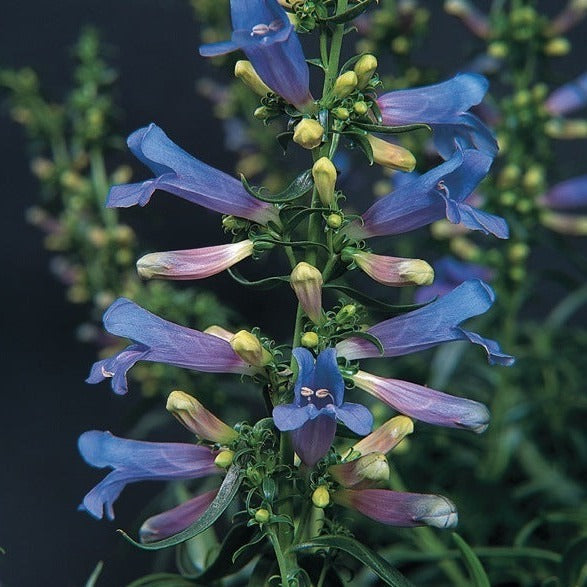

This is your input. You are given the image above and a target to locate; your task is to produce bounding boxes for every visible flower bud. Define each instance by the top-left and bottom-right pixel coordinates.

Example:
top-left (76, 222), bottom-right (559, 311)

top-left (352, 416), bottom-right (414, 456)
top-left (367, 135), bottom-right (416, 172)
top-left (335, 304), bottom-right (356, 323)
top-left (167, 391), bottom-right (238, 444)
top-left (234, 60), bottom-right (272, 96)
top-left (301, 331), bottom-right (319, 348)
top-left (544, 37), bottom-right (571, 57)
top-left (488, 41), bottom-right (508, 59)
top-left (214, 449), bottom-right (235, 469)
top-left (348, 249), bottom-right (434, 286)
top-left (254, 508), bottom-right (271, 523)
top-left (312, 485), bottom-right (330, 508)
top-left (329, 452), bottom-right (390, 488)
top-left (541, 212), bottom-right (587, 235)
top-left (230, 330), bottom-right (273, 367)
top-left (332, 107), bottom-right (350, 120)
top-left (353, 101), bottom-right (369, 115)
top-left (254, 106), bottom-right (272, 120)
top-left (312, 157), bottom-right (337, 206)
top-left (326, 213), bottom-right (343, 229)
top-left (353, 54), bottom-right (377, 89)
top-left (293, 119), bottom-right (324, 149)
top-left (332, 71), bottom-right (358, 100)
top-left (545, 119), bottom-right (587, 139)
top-left (290, 262), bottom-right (324, 324)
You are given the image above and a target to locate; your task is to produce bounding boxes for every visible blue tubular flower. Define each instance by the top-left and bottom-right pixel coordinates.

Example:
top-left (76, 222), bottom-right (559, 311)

top-left (273, 348), bottom-right (373, 466)
top-left (107, 124), bottom-right (279, 225)
top-left (336, 279), bottom-right (514, 366)
top-left (415, 256), bottom-right (494, 303)
top-left (78, 431), bottom-right (221, 520)
top-left (345, 148), bottom-right (508, 240)
top-left (376, 73), bottom-right (498, 159)
top-left (86, 298), bottom-right (256, 395)
top-left (199, 0), bottom-right (313, 110)
top-left (545, 72), bottom-right (587, 116)
top-left (539, 175), bottom-right (587, 210)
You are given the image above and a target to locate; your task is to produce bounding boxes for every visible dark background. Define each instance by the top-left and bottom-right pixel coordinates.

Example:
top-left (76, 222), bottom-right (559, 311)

top-left (1, 1), bottom-right (586, 585)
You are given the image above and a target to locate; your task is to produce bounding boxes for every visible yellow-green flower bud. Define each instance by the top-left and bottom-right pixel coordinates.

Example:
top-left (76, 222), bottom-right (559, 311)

top-left (312, 157), bottom-right (337, 206)
top-left (234, 60), bottom-right (272, 96)
top-left (353, 54), bottom-right (377, 89)
top-left (508, 243), bottom-right (530, 262)
top-left (254, 106), bottom-right (272, 120)
top-left (332, 107), bottom-right (350, 120)
top-left (293, 119), bottom-right (324, 149)
top-left (214, 449), bottom-right (235, 469)
top-left (545, 119), bottom-right (587, 139)
top-left (326, 213), bottom-right (343, 229)
top-left (301, 331), bottom-right (319, 348)
top-left (391, 36), bottom-right (410, 54)
top-left (290, 262), bottom-right (323, 324)
top-left (335, 304), bottom-right (356, 322)
top-left (230, 330), bottom-right (273, 367)
top-left (523, 166), bottom-right (544, 192)
top-left (332, 71), bottom-right (358, 100)
top-left (353, 101), bottom-right (369, 115)
top-left (367, 135), bottom-right (416, 172)
top-left (254, 508), bottom-right (271, 523)
top-left (312, 485), bottom-right (330, 508)
top-left (488, 41), bottom-right (508, 59)
top-left (544, 37), bottom-right (571, 57)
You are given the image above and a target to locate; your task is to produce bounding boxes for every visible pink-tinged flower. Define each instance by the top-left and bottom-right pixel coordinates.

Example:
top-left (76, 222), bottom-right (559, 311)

top-left (107, 124), bottom-right (278, 226)
top-left (272, 348), bottom-right (373, 467)
top-left (336, 280), bottom-right (514, 367)
top-left (139, 490), bottom-right (219, 543)
top-left (166, 391), bottom-right (239, 444)
top-left (351, 416), bottom-right (414, 457)
top-left (538, 176), bottom-right (587, 235)
top-left (445, 0), bottom-right (490, 39)
top-left (137, 240), bottom-right (254, 281)
top-left (328, 453), bottom-right (390, 488)
top-left (352, 370), bottom-right (490, 433)
top-left (290, 262), bottom-right (324, 324)
top-left (345, 249), bottom-right (434, 287)
top-left (333, 488), bottom-right (458, 528)
top-left (549, 2), bottom-right (587, 35)
top-left (545, 72), bottom-right (587, 116)
top-left (86, 298), bottom-right (256, 395)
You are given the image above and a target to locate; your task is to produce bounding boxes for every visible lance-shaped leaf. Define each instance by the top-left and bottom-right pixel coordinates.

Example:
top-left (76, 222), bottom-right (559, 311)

top-left (241, 169), bottom-right (313, 203)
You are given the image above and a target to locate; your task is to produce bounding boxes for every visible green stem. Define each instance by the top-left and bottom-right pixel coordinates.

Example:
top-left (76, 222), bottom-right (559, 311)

top-left (268, 527), bottom-right (292, 587)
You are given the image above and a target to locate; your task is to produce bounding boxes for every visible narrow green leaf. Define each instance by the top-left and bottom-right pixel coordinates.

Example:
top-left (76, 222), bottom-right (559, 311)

top-left (546, 283), bottom-right (587, 329)
top-left (560, 536), bottom-right (587, 587)
top-left (85, 561), bottom-right (104, 587)
top-left (276, 131), bottom-right (294, 152)
top-left (293, 535), bottom-right (415, 587)
top-left (352, 121), bottom-right (432, 135)
top-left (227, 268), bottom-right (290, 290)
top-left (241, 169), bottom-right (313, 203)
top-left (452, 533), bottom-right (490, 587)
top-left (340, 130), bottom-right (374, 164)
top-left (126, 573), bottom-right (199, 587)
top-left (119, 465), bottom-right (243, 551)
top-left (320, 0), bottom-right (376, 23)
top-left (306, 58), bottom-right (326, 71)
top-left (324, 283), bottom-right (432, 315)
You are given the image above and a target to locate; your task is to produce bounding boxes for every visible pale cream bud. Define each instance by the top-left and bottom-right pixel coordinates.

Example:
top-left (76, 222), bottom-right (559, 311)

top-left (229, 330), bottom-right (273, 367)
top-left (290, 262), bottom-right (324, 324)
top-left (293, 119), bottom-right (324, 149)
top-left (367, 135), bottom-right (416, 172)
top-left (234, 60), bottom-right (272, 96)
top-left (312, 157), bottom-right (337, 206)
top-left (353, 54), bottom-right (378, 89)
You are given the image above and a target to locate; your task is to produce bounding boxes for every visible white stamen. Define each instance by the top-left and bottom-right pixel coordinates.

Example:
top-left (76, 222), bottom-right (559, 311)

top-left (251, 23), bottom-right (270, 36)
top-left (101, 365), bottom-right (115, 378)
top-left (315, 388), bottom-right (334, 402)
top-left (300, 386), bottom-right (314, 397)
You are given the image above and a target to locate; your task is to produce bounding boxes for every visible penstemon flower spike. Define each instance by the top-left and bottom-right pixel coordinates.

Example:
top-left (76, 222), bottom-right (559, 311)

top-left (76, 1), bottom-right (519, 583)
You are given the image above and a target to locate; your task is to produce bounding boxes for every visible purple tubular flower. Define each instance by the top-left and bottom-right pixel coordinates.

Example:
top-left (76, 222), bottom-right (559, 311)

top-left (199, 0), bottom-right (313, 110)
top-left (136, 240), bottom-right (255, 281)
top-left (545, 73), bottom-right (587, 116)
top-left (352, 370), bottom-right (490, 433)
top-left (539, 175), bottom-right (587, 210)
top-left (336, 279), bottom-right (514, 366)
top-left (415, 256), bottom-right (494, 303)
top-left (78, 431), bottom-right (221, 520)
top-left (139, 489), bottom-right (219, 543)
top-left (107, 124), bottom-right (278, 225)
top-left (376, 73), bottom-right (498, 159)
top-left (345, 148), bottom-right (508, 240)
top-left (86, 298), bottom-right (256, 395)
top-left (272, 348), bottom-right (373, 466)
top-left (333, 488), bottom-right (458, 528)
